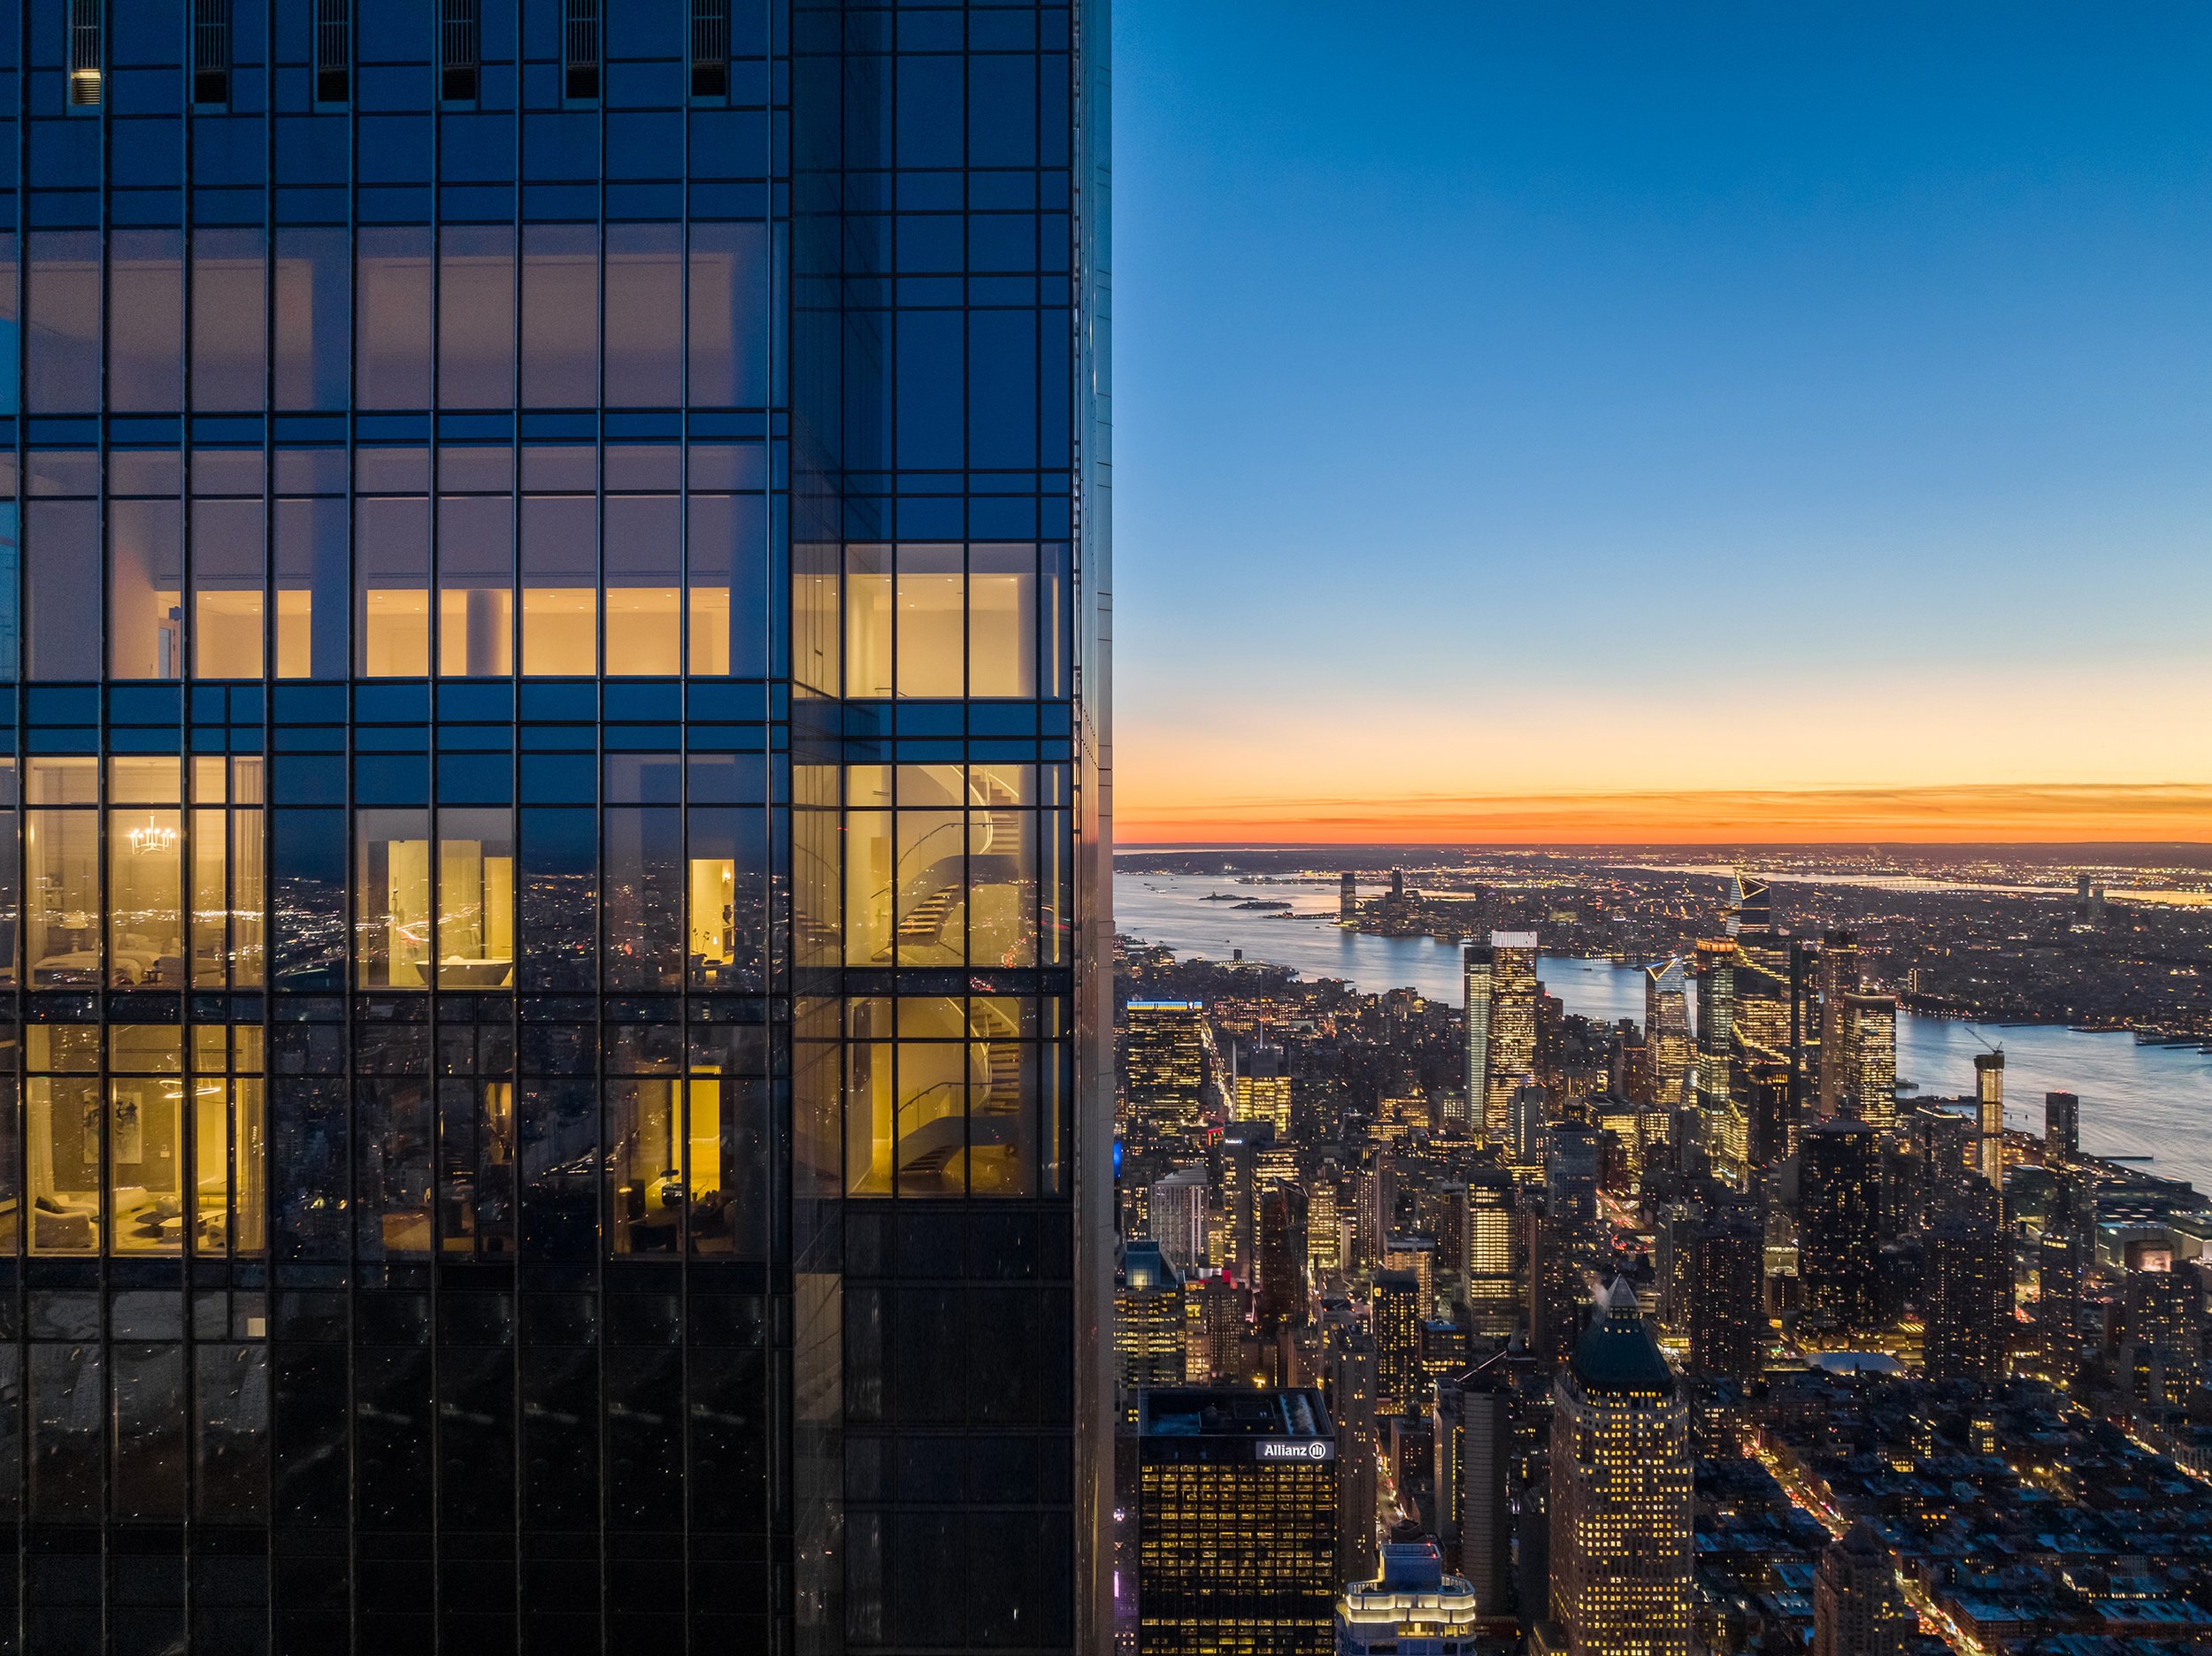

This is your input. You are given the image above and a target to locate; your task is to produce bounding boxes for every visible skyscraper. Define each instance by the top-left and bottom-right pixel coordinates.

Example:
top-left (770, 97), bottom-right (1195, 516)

top-left (1127, 1000), bottom-right (1209, 1142)
top-left (1119, 1240), bottom-right (1190, 1408)
top-left (1336, 1537), bottom-right (1484, 1655)
top-left (1813, 1522), bottom-right (1910, 1656)
top-left (1816, 930), bottom-right (1860, 1118)
top-left (1463, 941), bottom-right (1494, 1138)
top-left (1840, 993), bottom-right (1898, 1126)
top-left (0, 6), bottom-right (1109, 1647)
top-left (1374, 1269), bottom-right (1427, 1408)
top-left (1463, 1169), bottom-right (1519, 1326)
top-left (2044, 1091), bottom-right (2079, 1165)
top-left (1340, 870), bottom-right (1360, 927)
top-left (1233, 1039), bottom-right (1292, 1135)
top-left (1548, 1281), bottom-right (1692, 1656)
top-left (1644, 957), bottom-right (1692, 1113)
top-left (1974, 1049), bottom-right (2007, 1192)
top-left (1149, 1162), bottom-right (1211, 1276)
top-left (1800, 1119), bottom-right (1882, 1334)
top-left (1434, 1353), bottom-right (1515, 1613)
top-left (1257, 1183), bottom-right (1310, 1332)
top-left (1137, 1388), bottom-right (1340, 1656)
top-left (1686, 1215), bottom-right (1764, 1381)
top-left (1483, 932), bottom-right (1539, 1137)
top-left (1923, 1178), bottom-right (2008, 1384)
top-left (1326, 1329), bottom-right (1382, 1588)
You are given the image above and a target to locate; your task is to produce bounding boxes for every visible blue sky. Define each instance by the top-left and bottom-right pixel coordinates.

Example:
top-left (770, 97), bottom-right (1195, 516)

top-left (1110, 3), bottom-right (2212, 833)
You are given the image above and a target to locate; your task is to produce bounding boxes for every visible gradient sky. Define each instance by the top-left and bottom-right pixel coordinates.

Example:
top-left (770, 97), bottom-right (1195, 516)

top-left (1110, 3), bottom-right (2212, 843)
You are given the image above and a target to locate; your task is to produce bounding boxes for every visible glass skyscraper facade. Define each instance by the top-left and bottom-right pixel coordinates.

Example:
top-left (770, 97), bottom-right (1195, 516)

top-left (0, 0), bottom-right (1110, 1650)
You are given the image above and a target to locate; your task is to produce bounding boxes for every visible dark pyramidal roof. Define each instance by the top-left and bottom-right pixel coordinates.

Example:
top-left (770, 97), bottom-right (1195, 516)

top-left (1569, 1278), bottom-right (1677, 1399)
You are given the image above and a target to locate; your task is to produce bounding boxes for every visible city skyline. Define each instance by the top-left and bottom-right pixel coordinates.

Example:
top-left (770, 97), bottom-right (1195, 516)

top-left (1112, 2), bottom-right (2212, 846)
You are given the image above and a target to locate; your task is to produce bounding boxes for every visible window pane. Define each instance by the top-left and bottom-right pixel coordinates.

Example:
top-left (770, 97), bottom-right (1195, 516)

top-left (192, 498), bottom-right (267, 679)
top-left (844, 545), bottom-right (891, 698)
top-left (436, 495), bottom-right (514, 677)
top-left (436, 809), bottom-right (514, 989)
top-left (520, 494), bottom-right (596, 675)
top-left (109, 498), bottom-right (184, 679)
top-left (356, 496), bottom-right (431, 677)
top-left (27, 809), bottom-right (99, 987)
top-left (110, 809), bottom-right (184, 987)
top-left (110, 1080), bottom-right (186, 1254)
top-left (356, 809), bottom-right (431, 988)
top-left (895, 543), bottom-right (963, 697)
top-left (687, 493), bottom-right (767, 678)
top-left (968, 543), bottom-right (1035, 698)
top-left (191, 228), bottom-right (267, 411)
top-left (607, 1080), bottom-right (682, 1254)
top-left (522, 224), bottom-right (597, 407)
top-left (110, 228), bottom-right (183, 411)
top-left (604, 224), bottom-right (680, 406)
top-left (603, 808), bottom-right (681, 991)
top-left (26, 500), bottom-right (101, 679)
top-left (27, 1078), bottom-right (103, 1254)
top-left (357, 1079), bottom-right (433, 1258)
top-left (27, 231), bottom-right (100, 413)
top-left (439, 224), bottom-right (515, 409)
top-left (604, 494), bottom-right (679, 675)
top-left (274, 496), bottom-right (349, 678)
top-left (687, 221), bottom-right (768, 406)
top-left (273, 226), bottom-right (351, 410)
top-left (357, 226), bottom-right (433, 409)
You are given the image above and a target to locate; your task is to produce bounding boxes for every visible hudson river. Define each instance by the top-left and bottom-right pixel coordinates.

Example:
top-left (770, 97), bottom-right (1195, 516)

top-left (1114, 872), bottom-right (2212, 1192)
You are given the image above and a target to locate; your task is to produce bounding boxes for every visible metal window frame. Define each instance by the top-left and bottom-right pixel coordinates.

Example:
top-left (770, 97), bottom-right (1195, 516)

top-left (440, 0), bottom-right (481, 104)
top-left (66, 0), bottom-right (104, 109)
top-left (690, 0), bottom-right (731, 100)
top-left (192, 0), bottom-right (232, 107)
top-left (313, 0), bottom-right (351, 104)
top-left (563, 0), bottom-right (601, 103)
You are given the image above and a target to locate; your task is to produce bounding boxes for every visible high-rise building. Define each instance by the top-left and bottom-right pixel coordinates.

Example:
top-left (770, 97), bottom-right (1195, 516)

top-left (1150, 1162), bottom-right (1211, 1276)
top-left (1434, 1353), bottom-right (1515, 1613)
top-left (1336, 1537), bottom-right (1483, 1655)
top-left (1385, 1233), bottom-right (1440, 1312)
top-left (1463, 942), bottom-right (1494, 1138)
top-left (0, 9), bottom-right (1109, 1648)
top-left (1136, 1388), bottom-right (1339, 1655)
top-left (1840, 993), bottom-right (1898, 1126)
top-left (1463, 1170), bottom-right (1519, 1322)
top-left (1548, 1281), bottom-right (1692, 1656)
top-left (1816, 931), bottom-right (1860, 1118)
top-left (2044, 1091), bottom-right (2079, 1165)
top-left (1119, 1240), bottom-right (1190, 1410)
top-left (1374, 1269), bottom-right (1427, 1408)
top-left (1129, 1000), bottom-right (1209, 1142)
top-left (1923, 1178), bottom-right (2008, 1384)
top-left (1310, 1177), bottom-right (1344, 1278)
top-left (2037, 1231), bottom-right (2080, 1383)
top-left (1974, 1050), bottom-right (2007, 1192)
top-left (1233, 1039), bottom-right (1292, 1135)
top-left (1509, 1080), bottom-right (1548, 1173)
top-left (1800, 1120), bottom-right (1882, 1334)
top-left (1258, 1184), bottom-right (1310, 1331)
top-left (1686, 1216), bottom-right (1764, 1381)
top-left (2123, 1261), bottom-right (2204, 1406)
top-left (1187, 1272), bottom-right (1245, 1386)
top-left (1340, 870), bottom-right (1360, 927)
top-left (1644, 958), bottom-right (1692, 1112)
top-left (1812, 1522), bottom-right (1910, 1656)
top-left (1693, 937), bottom-right (1738, 1153)
top-left (1326, 1330), bottom-right (1382, 1588)
top-left (1484, 933), bottom-right (1540, 1136)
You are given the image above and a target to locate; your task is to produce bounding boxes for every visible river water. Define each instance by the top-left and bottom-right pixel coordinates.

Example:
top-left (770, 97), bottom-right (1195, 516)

top-left (1114, 872), bottom-right (2212, 1192)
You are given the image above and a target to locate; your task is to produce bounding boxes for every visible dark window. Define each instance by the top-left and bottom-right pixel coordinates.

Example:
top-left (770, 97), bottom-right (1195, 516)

top-left (314, 0), bottom-right (350, 104)
top-left (691, 0), bottom-right (730, 99)
top-left (67, 0), bottom-right (103, 108)
top-left (441, 0), bottom-right (480, 104)
top-left (563, 0), bottom-right (600, 102)
top-left (193, 0), bottom-right (231, 105)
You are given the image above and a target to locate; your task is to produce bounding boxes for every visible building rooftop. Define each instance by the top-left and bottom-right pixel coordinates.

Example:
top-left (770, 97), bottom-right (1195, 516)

top-left (1568, 1278), bottom-right (1678, 1399)
top-left (1137, 1387), bottom-right (1333, 1441)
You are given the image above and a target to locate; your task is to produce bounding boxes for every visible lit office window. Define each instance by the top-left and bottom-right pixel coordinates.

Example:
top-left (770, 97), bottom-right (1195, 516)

top-left (314, 0), bottom-right (350, 103)
top-left (192, 0), bottom-right (231, 106)
top-left (440, 0), bottom-right (480, 104)
top-left (67, 0), bottom-right (103, 108)
top-left (564, 0), bottom-right (601, 102)
top-left (691, 0), bottom-right (731, 99)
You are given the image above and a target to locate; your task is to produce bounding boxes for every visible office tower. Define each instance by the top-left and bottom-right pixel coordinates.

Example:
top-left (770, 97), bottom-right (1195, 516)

top-left (1434, 1353), bottom-right (1514, 1611)
top-left (1149, 1163), bottom-right (1210, 1276)
top-left (1509, 1080), bottom-right (1548, 1173)
top-left (1232, 1040), bottom-right (1292, 1135)
top-left (2044, 1091), bottom-right (2079, 1165)
top-left (1128, 1000), bottom-right (1209, 1142)
top-left (1692, 937), bottom-right (1737, 1159)
top-left (1812, 1522), bottom-right (1910, 1656)
top-left (1257, 1184), bottom-right (1310, 1331)
top-left (1463, 942), bottom-right (1494, 1138)
top-left (1119, 1241), bottom-right (1190, 1410)
top-left (1816, 931), bottom-right (1860, 1118)
top-left (1548, 1281), bottom-right (1692, 1656)
top-left (1923, 1178), bottom-right (2008, 1384)
top-left (2123, 1261), bottom-right (2204, 1406)
top-left (1739, 1052), bottom-right (1792, 1171)
top-left (1840, 993), bottom-right (1898, 1126)
top-left (2037, 1231), bottom-right (2080, 1382)
top-left (1483, 933), bottom-right (1540, 1135)
top-left (1974, 1049), bottom-right (2007, 1192)
top-left (1528, 1201), bottom-right (1586, 1378)
top-left (1336, 1537), bottom-right (1483, 1654)
top-left (1686, 1216), bottom-right (1764, 1381)
top-left (1310, 1178), bottom-right (1343, 1278)
top-left (1463, 1171), bottom-right (1519, 1323)
top-left (1800, 1120), bottom-right (1882, 1333)
top-left (1135, 1388), bottom-right (1339, 1655)
top-left (1187, 1273), bottom-right (1244, 1386)
top-left (0, 10), bottom-right (1107, 1649)
top-left (1325, 1330), bottom-right (1382, 1588)
top-left (1340, 870), bottom-right (1359, 927)
top-left (1374, 1269), bottom-right (1426, 1408)
top-left (1221, 1121), bottom-right (1272, 1280)
top-left (1421, 1319), bottom-right (1471, 1392)
top-left (1385, 1234), bottom-right (1440, 1311)
top-left (1644, 958), bottom-right (1692, 1112)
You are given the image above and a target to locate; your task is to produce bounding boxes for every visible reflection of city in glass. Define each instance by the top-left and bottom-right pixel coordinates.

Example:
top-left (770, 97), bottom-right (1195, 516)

top-left (0, 4), bottom-right (1107, 1647)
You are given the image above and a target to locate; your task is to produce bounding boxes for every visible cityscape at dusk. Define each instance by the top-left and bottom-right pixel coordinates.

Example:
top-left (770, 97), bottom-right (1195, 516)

top-left (0, 1), bottom-right (2206, 1652)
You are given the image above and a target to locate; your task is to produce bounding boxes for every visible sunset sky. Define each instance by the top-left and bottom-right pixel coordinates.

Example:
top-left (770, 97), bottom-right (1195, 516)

top-left (1109, 3), bottom-right (2212, 845)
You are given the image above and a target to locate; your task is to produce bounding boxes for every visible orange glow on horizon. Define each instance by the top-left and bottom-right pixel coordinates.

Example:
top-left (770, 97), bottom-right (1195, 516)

top-left (1113, 783), bottom-right (2212, 847)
